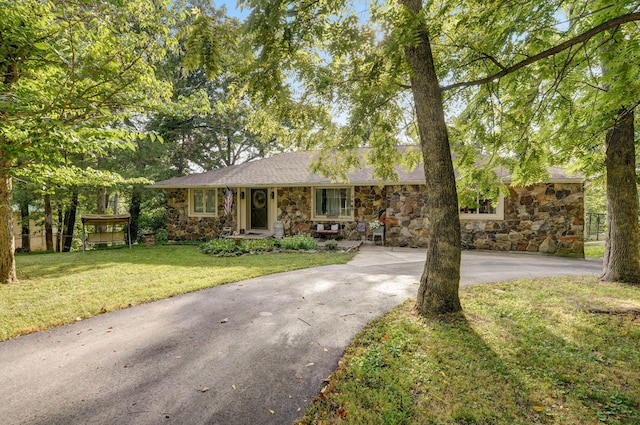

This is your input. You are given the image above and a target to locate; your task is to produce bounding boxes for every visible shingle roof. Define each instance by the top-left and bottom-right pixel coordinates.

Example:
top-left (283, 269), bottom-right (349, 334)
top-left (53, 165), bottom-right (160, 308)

top-left (150, 148), bottom-right (581, 188)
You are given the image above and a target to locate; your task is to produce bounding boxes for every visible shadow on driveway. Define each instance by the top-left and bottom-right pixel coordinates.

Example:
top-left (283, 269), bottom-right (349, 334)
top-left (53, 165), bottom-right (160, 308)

top-left (0, 247), bottom-right (602, 425)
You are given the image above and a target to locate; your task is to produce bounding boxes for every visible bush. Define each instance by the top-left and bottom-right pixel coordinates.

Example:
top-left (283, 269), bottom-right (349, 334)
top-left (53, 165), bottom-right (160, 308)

top-left (200, 236), bottom-right (318, 256)
top-left (279, 235), bottom-right (318, 250)
top-left (325, 240), bottom-right (338, 251)
top-left (137, 208), bottom-right (167, 233)
top-left (200, 238), bottom-right (279, 256)
top-left (155, 229), bottom-right (168, 244)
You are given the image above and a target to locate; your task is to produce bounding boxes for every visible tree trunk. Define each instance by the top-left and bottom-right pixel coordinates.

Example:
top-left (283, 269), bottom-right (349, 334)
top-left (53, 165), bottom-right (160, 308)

top-left (0, 168), bottom-right (17, 284)
top-left (113, 192), bottom-right (119, 213)
top-left (19, 198), bottom-right (30, 252)
top-left (97, 186), bottom-right (107, 230)
top-left (601, 108), bottom-right (640, 283)
top-left (44, 193), bottom-right (54, 251)
top-left (56, 200), bottom-right (63, 252)
top-left (129, 186), bottom-right (142, 243)
top-left (62, 189), bottom-right (78, 252)
top-left (400, 0), bottom-right (462, 314)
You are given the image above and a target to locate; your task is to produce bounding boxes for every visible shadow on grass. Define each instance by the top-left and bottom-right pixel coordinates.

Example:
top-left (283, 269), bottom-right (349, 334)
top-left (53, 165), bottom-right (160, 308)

top-left (302, 299), bottom-right (640, 424)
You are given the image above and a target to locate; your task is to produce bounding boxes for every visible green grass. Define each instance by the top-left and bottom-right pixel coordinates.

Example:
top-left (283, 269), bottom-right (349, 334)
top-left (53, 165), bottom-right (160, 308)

top-left (1, 245), bottom-right (355, 341)
top-left (585, 244), bottom-right (605, 258)
top-left (300, 276), bottom-right (640, 425)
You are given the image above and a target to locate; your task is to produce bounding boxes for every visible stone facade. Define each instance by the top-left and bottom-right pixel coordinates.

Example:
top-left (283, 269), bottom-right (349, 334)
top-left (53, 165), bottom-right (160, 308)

top-left (460, 182), bottom-right (584, 257)
top-left (165, 188), bottom-right (236, 241)
top-left (164, 181), bottom-right (584, 257)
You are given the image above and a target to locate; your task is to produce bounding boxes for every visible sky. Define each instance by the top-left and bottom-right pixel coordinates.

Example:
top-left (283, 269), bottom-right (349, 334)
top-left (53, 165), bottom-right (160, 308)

top-left (212, 0), bottom-right (371, 21)
top-left (213, 1), bottom-right (251, 20)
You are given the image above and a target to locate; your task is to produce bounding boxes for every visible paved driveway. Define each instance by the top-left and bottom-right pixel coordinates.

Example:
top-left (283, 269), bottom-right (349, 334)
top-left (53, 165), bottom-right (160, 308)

top-left (0, 248), bottom-right (601, 425)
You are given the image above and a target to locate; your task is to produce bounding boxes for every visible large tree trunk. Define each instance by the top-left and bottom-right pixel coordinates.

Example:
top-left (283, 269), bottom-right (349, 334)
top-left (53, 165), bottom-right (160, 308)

top-left (0, 169), bottom-right (17, 284)
top-left (56, 200), bottom-right (63, 252)
top-left (62, 189), bottom-right (79, 252)
top-left (400, 0), bottom-right (462, 315)
top-left (44, 193), bottom-right (54, 251)
top-left (129, 186), bottom-right (142, 243)
top-left (601, 108), bottom-right (640, 283)
top-left (19, 197), bottom-right (30, 252)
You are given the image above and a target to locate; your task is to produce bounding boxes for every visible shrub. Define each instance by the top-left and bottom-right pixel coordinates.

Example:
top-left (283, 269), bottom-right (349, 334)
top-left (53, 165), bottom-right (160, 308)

top-left (279, 235), bottom-right (318, 250)
top-left (200, 238), bottom-right (280, 256)
top-left (137, 208), bottom-right (167, 233)
top-left (201, 239), bottom-right (241, 255)
top-left (325, 240), bottom-right (338, 251)
top-left (155, 229), bottom-right (168, 244)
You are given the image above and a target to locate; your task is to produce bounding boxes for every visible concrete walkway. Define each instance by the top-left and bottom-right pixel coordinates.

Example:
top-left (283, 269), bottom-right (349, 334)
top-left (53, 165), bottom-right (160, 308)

top-left (0, 248), bottom-right (602, 425)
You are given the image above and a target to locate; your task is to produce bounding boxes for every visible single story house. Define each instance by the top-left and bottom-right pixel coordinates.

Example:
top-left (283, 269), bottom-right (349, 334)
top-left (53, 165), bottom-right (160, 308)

top-left (151, 149), bottom-right (585, 257)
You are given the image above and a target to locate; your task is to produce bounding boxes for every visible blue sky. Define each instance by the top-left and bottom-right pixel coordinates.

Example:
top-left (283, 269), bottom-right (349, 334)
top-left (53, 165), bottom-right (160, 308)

top-left (214, 0), bottom-right (250, 20)
top-left (213, 0), bottom-right (370, 21)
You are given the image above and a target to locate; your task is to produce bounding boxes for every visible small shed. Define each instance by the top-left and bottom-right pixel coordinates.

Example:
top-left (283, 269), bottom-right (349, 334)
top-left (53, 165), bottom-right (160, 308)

top-left (81, 214), bottom-right (132, 251)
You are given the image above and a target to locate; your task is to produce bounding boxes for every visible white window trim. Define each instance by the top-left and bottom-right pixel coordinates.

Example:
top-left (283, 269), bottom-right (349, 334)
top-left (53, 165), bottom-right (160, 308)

top-left (188, 188), bottom-right (218, 217)
top-left (459, 194), bottom-right (505, 220)
top-left (311, 186), bottom-right (355, 221)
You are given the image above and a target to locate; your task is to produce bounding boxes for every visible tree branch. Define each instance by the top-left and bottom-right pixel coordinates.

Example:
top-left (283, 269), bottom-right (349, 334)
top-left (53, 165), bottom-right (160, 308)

top-left (441, 12), bottom-right (640, 91)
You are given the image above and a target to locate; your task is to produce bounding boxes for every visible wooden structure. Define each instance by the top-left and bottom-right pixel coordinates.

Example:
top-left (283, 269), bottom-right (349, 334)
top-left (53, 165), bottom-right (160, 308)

top-left (81, 214), bottom-right (131, 251)
top-left (313, 223), bottom-right (341, 239)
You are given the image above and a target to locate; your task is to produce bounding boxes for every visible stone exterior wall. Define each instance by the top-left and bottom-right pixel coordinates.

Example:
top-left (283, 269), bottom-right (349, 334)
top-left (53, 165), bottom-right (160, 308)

top-left (165, 181), bottom-right (584, 257)
top-left (385, 184), bottom-right (430, 248)
top-left (275, 186), bottom-right (387, 240)
top-left (382, 182), bottom-right (584, 256)
top-left (461, 182), bottom-right (584, 257)
top-left (276, 187), bottom-right (312, 235)
top-left (165, 188), bottom-right (236, 241)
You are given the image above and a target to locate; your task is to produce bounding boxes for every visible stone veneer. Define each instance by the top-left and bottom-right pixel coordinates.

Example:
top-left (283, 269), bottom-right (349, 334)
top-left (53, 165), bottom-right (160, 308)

top-left (384, 182), bottom-right (584, 257)
top-left (275, 186), bottom-right (387, 240)
top-left (165, 181), bottom-right (584, 257)
top-left (461, 183), bottom-right (584, 257)
top-left (165, 188), bottom-right (236, 241)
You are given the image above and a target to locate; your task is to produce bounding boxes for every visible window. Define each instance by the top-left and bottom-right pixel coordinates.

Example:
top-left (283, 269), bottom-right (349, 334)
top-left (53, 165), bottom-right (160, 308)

top-left (313, 187), bottom-right (353, 219)
top-left (190, 188), bottom-right (217, 216)
top-left (459, 194), bottom-right (504, 220)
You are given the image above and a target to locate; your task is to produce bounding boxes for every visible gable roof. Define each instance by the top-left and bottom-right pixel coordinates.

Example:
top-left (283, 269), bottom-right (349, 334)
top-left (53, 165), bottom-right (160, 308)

top-left (151, 148), bottom-right (581, 189)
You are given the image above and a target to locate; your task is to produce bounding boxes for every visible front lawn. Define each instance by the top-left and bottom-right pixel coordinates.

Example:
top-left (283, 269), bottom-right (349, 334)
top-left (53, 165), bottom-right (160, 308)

top-left (300, 276), bottom-right (640, 424)
top-left (1, 245), bottom-right (355, 341)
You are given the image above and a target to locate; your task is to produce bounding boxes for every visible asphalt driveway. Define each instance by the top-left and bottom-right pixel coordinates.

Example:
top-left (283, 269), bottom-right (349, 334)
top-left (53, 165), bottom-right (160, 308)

top-left (0, 247), bottom-right (602, 425)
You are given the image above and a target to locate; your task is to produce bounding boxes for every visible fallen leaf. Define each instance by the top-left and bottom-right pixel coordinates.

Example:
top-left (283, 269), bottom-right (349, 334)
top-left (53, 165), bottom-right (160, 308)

top-left (199, 387), bottom-right (210, 393)
top-left (337, 407), bottom-right (348, 418)
top-left (383, 334), bottom-right (389, 340)
top-left (533, 406), bottom-right (544, 412)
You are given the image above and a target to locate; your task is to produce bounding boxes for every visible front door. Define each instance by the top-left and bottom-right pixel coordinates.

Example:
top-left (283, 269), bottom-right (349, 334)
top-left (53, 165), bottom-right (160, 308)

top-left (250, 188), bottom-right (268, 230)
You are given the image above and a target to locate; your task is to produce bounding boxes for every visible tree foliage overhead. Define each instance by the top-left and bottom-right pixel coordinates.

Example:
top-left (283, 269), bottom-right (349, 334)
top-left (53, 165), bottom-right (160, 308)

top-left (148, 2), bottom-right (279, 175)
top-left (0, 0), bottom-right (173, 175)
top-left (446, 1), bottom-right (640, 181)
